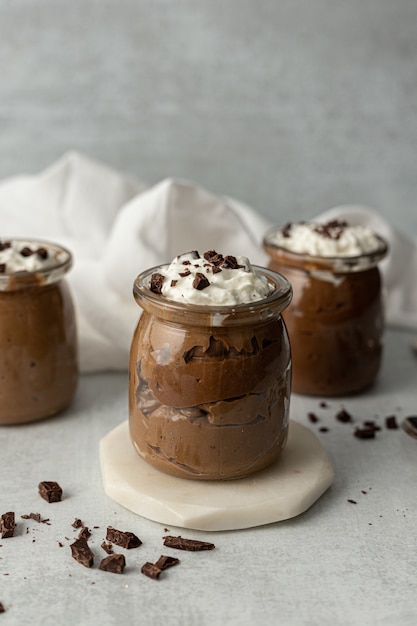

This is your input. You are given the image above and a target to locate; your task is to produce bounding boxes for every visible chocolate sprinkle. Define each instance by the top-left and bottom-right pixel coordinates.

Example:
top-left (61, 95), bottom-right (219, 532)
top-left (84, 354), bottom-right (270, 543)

top-left (192, 272), bottom-right (210, 291)
top-left (163, 535), bottom-right (215, 551)
top-left (106, 526), bottom-right (142, 549)
top-left (141, 562), bottom-right (162, 580)
top-left (0, 512), bottom-right (15, 539)
top-left (150, 273), bottom-right (165, 295)
top-left (70, 537), bottom-right (94, 568)
top-left (38, 481), bottom-right (62, 503)
top-left (99, 553), bottom-right (126, 574)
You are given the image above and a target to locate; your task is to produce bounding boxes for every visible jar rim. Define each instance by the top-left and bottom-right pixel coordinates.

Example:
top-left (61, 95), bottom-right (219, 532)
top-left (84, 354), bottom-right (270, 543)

top-left (0, 237), bottom-right (73, 291)
top-left (133, 264), bottom-right (293, 322)
top-left (263, 228), bottom-right (388, 273)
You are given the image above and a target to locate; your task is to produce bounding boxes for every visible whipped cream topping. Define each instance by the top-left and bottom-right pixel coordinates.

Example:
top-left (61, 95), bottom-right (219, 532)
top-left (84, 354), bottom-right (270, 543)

top-left (269, 220), bottom-right (383, 257)
top-left (149, 250), bottom-right (272, 305)
top-left (0, 240), bottom-right (61, 274)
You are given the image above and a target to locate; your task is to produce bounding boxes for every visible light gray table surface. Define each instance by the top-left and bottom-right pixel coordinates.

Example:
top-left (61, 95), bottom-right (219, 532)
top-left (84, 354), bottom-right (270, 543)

top-left (1, 327), bottom-right (416, 626)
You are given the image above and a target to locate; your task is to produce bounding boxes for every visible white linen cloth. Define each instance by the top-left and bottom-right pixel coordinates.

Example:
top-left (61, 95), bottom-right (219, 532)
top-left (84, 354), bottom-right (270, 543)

top-left (1, 151), bottom-right (415, 371)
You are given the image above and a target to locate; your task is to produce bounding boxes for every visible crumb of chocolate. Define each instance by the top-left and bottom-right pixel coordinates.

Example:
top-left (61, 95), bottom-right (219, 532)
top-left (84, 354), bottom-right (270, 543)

top-left (0, 513), bottom-right (15, 539)
top-left (0, 263), bottom-right (6, 273)
top-left (307, 412), bottom-right (319, 423)
top-left (361, 490), bottom-right (368, 495)
top-left (20, 246), bottom-right (34, 257)
top-left (0, 241), bottom-right (11, 252)
top-left (99, 553), bottom-right (126, 574)
top-left (363, 420), bottom-right (381, 431)
top-left (319, 401), bottom-right (328, 408)
top-left (70, 537), bottom-right (94, 568)
top-left (77, 526), bottom-right (91, 540)
top-left (58, 542), bottom-right (64, 547)
top-left (192, 272), bottom-right (210, 290)
top-left (319, 426), bottom-right (329, 432)
top-left (163, 535), bottom-right (215, 551)
top-left (36, 247), bottom-right (48, 260)
top-left (336, 409), bottom-right (353, 423)
top-left (155, 555), bottom-right (180, 570)
top-left (385, 415), bottom-right (399, 430)
top-left (221, 255), bottom-right (244, 270)
top-left (179, 269), bottom-right (191, 277)
top-left (170, 279), bottom-right (178, 287)
top-left (141, 562), bottom-right (162, 580)
top-left (347, 499), bottom-right (357, 504)
top-left (150, 273), bottom-right (165, 295)
top-left (354, 427), bottom-right (376, 439)
top-left (38, 481), bottom-right (62, 503)
top-left (101, 541), bottom-right (114, 555)
top-left (106, 527), bottom-right (142, 549)
top-left (72, 518), bottom-right (83, 529)
top-left (21, 513), bottom-right (41, 523)
top-left (0, 602), bottom-right (5, 613)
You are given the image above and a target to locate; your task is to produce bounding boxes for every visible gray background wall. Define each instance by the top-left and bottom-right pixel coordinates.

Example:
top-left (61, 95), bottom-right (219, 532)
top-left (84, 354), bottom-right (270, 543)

top-left (1, 0), bottom-right (416, 235)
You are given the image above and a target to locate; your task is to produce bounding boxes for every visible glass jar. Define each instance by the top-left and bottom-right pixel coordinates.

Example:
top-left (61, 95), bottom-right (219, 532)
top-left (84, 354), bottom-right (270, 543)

top-left (263, 229), bottom-right (388, 396)
top-left (129, 265), bottom-right (292, 480)
top-left (0, 239), bottom-right (78, 424)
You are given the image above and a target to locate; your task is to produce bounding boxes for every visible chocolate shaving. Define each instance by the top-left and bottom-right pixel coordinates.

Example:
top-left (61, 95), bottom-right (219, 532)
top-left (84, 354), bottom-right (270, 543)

top-left (72, 518), bottom-right (83, 529)
top-left (347, 499), bottom-right (357, 504)
top-left (163, 535), bottom-right (215, 551)
top-left (99, 553), bottom-right (126, 574)
top-left (106, 526), bottom-right (142, 549)
top-left (0, 512), bottom-right (15, 539)
top-left (150, 273), bottom-right (165, 295)
top-left (141, 562), bottom-right (162, 580)
top-left (77, 526), bottom-right (91, 540)
top-left (192, 272), bottom-right (210, 291)
top-left (38, 481), bottom-right (62, 503)
top-left (336, 409), bottom-right (353, 423)
top-left (101, 541), bottom-right (114, 554)
top-left (155, 555), bottom-right (180, 570)
top-left (70, 537), bottom-right (94, 568)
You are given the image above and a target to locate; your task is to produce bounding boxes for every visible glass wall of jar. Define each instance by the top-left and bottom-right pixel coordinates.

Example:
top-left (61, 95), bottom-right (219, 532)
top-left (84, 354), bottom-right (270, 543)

top-left (0, 239), bottom-right (78, 424)
top-left (263, 229), bottom-right (388, 396)
top-left (129, 266), bottom-right (292, 480)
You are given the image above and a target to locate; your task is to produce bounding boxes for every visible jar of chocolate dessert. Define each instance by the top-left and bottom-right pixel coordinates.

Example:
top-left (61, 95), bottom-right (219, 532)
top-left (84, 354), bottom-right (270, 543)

top-left (129, 250), bottom-right (292, 480)
top-left (0, 239), bottom-right (78, 424)
top-left (263, 220), bottom-right (388, 396)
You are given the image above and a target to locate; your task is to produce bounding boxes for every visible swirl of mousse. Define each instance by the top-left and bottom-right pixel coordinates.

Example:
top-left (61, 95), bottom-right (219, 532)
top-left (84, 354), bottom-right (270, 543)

top-left (149, 250), bottom-right (272, 305)
top-left (269, 220), bottom-right (383, 257)
top-left (129, 250), bottom-right (292, 480)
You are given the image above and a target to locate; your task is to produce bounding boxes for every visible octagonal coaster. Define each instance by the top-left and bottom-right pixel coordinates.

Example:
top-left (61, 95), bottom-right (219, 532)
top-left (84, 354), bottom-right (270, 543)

top-left (99, 420), bottom-right (334, 531)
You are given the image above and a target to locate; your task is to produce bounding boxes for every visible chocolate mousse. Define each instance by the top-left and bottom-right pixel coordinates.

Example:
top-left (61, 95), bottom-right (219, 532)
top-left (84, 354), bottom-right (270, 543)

top-left (263, 220), bottom-right (388, 396)
top-left (129, 250), bottom-right (292, 480)
top-left (0, 239), bottom-right (78, 424)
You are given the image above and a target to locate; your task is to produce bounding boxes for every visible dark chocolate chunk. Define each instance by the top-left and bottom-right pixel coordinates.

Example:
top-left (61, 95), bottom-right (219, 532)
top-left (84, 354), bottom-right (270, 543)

top-left (36, 247), bottom-right (49, 259)
top-left (170, 279), bottom-right (178, 287)
top-left (336, 409), bottom-right (353, 423)
top-left (150, 273), bottom-right (165, 295)
top-left (70, 537), bottom-right (94, 568)
top-left (363, 420), bottom-right (381, 431)
top-left (307, 412), bottom-right (319, 423)
top-left (0, 241), bottom-right (11, 251)
top-left (141, 562), bottom-right (162, 580)
top-left (38, 481), bottom-right (62, 503)
top-left (319, 426), bottom-right (329, 432)
top-left (192, 272), bottom-right (210, 291)
top-left (221, 255), bottom-right (244, 270)
top-left (163, 535), bottom-right (215, 551)
top-left (203, 250), bottom-right (224, 266)
top-left (354, 427), bottom-right (376, 439)
top-left (99, 553), bottom-right (126, 574)
top-left (179, 269), bottom-right (191, 277)
top-left (155, 555), bottom-right (180, 570)
top-left (106, 526), bottom-right (142, 549)
top-left (72, 518), bottom-right (83, 529)
top-left (101, 541), bottom-right (114, 554)
top-left (20, 246), bottom-right (34, 257)
top-left (385, 415), bottom-right (399, 430)
top-left (77, 526), bottom-right (91, 540)
top-left (347, 499), bottom-right (357, 504)
top-left (0, 263), bottom-right (6, 273)
top-left (0, 512), bottom-right (15, 539)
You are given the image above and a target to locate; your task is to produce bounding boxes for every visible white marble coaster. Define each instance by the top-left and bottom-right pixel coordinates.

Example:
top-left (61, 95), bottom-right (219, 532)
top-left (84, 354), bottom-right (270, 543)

top-left (99, 420), bottom-right (334, 531)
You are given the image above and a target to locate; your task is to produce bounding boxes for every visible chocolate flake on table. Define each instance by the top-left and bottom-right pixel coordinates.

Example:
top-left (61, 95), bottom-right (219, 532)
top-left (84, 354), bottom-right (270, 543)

top-left (163, 535), bottom-right (215, 551)
top-left (106, 526), bottom-right (142, 549)
top-left (101, 541), bottom-right (114, 555)
top-left (155, 555), bottom-right (180, 570)
top-left (150, 273), bottom-right (165, 295)
top-left (0, 512), bottom-right (15, 539)
top-left (192, 272), bottom-right (210, 291)
top-left (347, 499), bottom-right (357, 504)
top-left (354, 427), bottom-right (376, 440)
top-left (20, 512), bottom-right (50, 524)
top-left (141, 562), bottom-right (162, 580)
top-left (70, 537), bottom-right (94, 568)
top-left (77, 526), bottom-right (91, 540)
top-left (307, 412), bottom-right (319, 423)
top-left (72, 518), bottom-right (83, 529)
top-left (385, 415), bottom-right (399, 430)
top-left (336, 409), bottom-right (353, 423)
top-left (99, 553), bottom-right (126, 574)
top-left (38, 481), bottom-right (63, 503)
